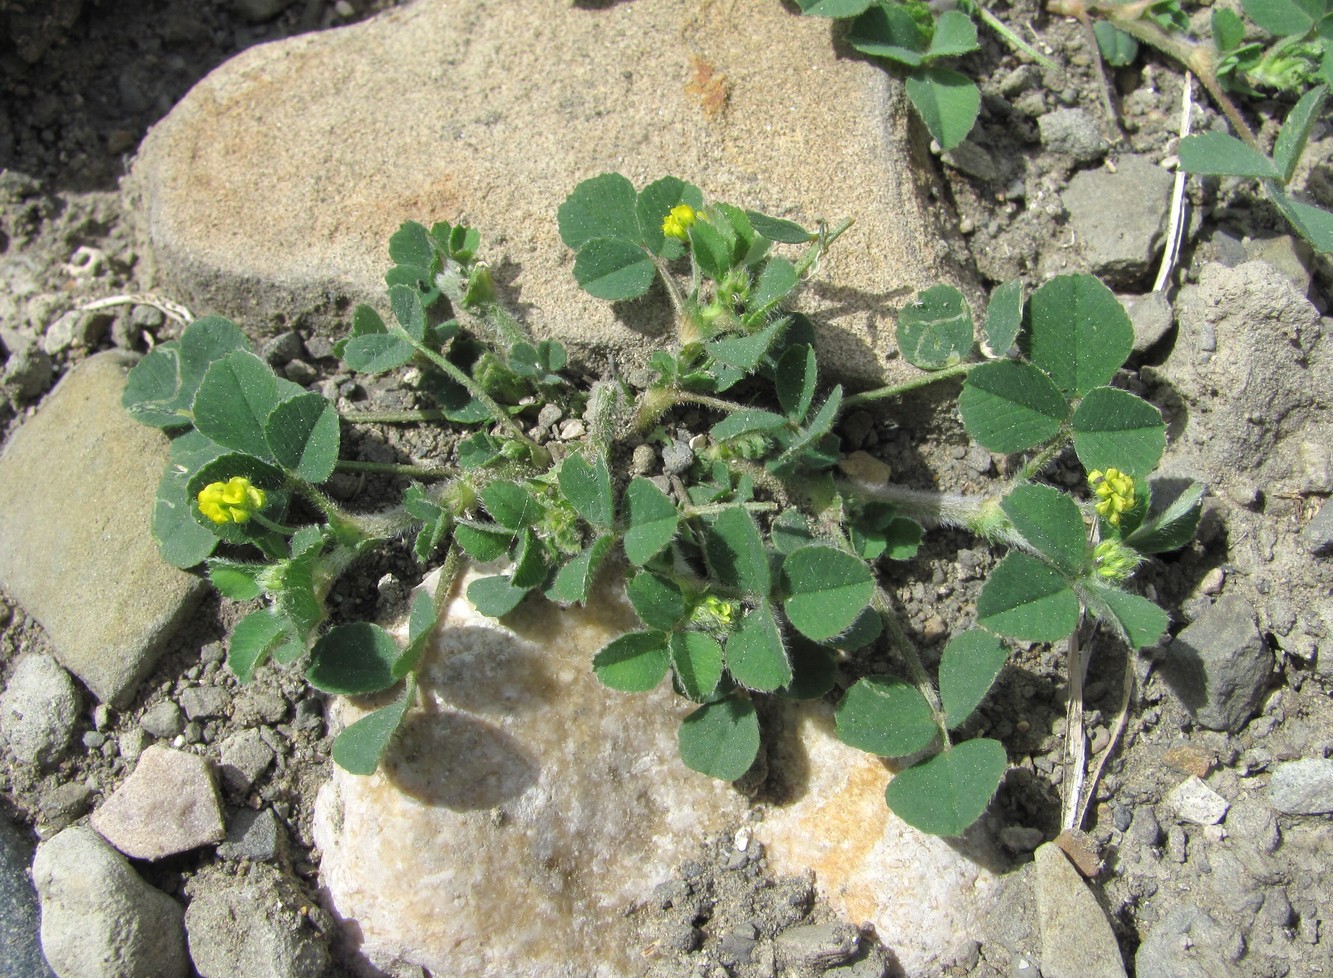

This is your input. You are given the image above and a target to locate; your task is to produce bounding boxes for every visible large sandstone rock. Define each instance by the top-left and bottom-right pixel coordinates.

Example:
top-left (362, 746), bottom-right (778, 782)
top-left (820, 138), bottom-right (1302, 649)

top-left (0, 352), bottom-right (204, 706)
top-left (128, 0), bottom-right (956, 386)
top-left (314, 570), bottom-right (1005, 977)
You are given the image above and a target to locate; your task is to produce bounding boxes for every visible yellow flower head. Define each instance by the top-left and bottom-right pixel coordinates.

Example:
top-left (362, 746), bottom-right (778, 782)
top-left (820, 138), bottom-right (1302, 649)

top-left (1092, 539), bottom-right (1141, 581)
top-left (692, 594), bottom-right (737, 630)
top-left (662, 204), bottom-right (697, 241)
top-left (198, 476), bottom-right (266, 525)
top-left (1089, 467), bottom-right (1136, 526)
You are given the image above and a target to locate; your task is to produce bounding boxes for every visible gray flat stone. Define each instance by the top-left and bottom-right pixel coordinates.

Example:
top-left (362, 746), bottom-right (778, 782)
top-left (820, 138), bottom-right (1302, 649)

top-left (1034, 843), bottom-right (1127, 978)
top-left (1166, 776), bottom-right (1230, 826)
top-left (0, 352), bottom-right (205, 706)
top-left (91, 745), bottom-right (226, 860)
top-left (1135, 904), bottom-right (1243, 978)
top-left (128, 0), bottom-right (956, 387)
top-left (1267, 758), bottom-right (1333, 815)
top-left (1158, 594), bottom-right (1271, 732)
top-left (1062, 155), bottom-right (1173, 286)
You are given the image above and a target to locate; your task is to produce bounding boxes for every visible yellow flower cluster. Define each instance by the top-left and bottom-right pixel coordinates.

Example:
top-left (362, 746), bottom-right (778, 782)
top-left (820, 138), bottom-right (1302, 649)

top-left (1092, 539), bottom-right (1139, 581)
top-left (1089, 467), bottom-right (1136, 526)
top-left (198, 476), bottom-right (266, 525)
top-left (662, 204), bottom-right (697, 241)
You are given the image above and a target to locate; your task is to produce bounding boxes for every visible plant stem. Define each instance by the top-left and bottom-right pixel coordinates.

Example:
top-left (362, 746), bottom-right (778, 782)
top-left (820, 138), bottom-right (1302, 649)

top-left (335, 459), bottom-right (455, 480)
top-left (794, 219), bottom-right (855, 278)
top-left (683, 501), bottom-right (779, 519)
top-left (341, 408), bottom-right (452, 424)
top-left (841, 363), bottom-right (973, 409)
top-left (974, 3), bottom-right (1062, 71)
top-left (873, 587), bottom-right (951, 747)
top-left (1014, 431), bottom-right (1070, 483)
top-left (396, 328), bottom-right (550, 467)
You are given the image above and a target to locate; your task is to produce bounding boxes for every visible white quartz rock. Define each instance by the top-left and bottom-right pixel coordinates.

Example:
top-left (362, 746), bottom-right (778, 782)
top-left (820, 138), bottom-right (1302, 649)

top-left (313, 570), bottom-right (746, 977)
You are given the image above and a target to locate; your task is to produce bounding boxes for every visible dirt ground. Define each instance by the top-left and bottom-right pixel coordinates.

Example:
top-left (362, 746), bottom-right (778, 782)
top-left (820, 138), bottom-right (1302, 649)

top-left (2, 1), bottom-right (1332, 976)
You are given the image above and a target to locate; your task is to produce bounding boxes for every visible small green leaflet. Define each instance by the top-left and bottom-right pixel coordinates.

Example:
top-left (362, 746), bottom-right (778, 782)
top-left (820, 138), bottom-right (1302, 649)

top-left (677, 697), bottom-right (761, 781)
top-left (332, 675), bottom-right (416, 776)
top-left (622, 478), bottom-right (680, 565)
top-left (884, 737), bottom-right (1007, 836)
top-left (594, 631), bottom-right (670, 691)
top-left (836, 677), bottom-right (938, 757)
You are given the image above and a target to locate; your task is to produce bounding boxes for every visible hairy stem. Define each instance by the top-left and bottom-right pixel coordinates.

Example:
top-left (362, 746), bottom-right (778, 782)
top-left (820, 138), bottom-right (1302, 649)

top-left (841, 363), bottom-right (973, 410)
top-left (873, 587), bottom-right (951, 747)
top-left (335, 459), bottom-right (455, 481)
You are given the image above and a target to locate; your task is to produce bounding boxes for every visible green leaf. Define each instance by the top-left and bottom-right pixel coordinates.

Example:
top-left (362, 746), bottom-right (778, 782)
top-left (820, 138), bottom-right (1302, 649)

top-left (509, 528), bottom-right (549, 589)
top-left (627, 571), bottom-right (688, 631)
top-left (227, 610), bottom-right (290, 684)
top-left (981, 280), bottom-right (1022, 358)
top-left (559, 452), bottom-right (614, 529)
top-left (153, 436), bottom-right (223, 569)
top-left (265, 391), bottom-right (340, 483)
top-left (744, 210), bottom-right (815, 244)
top-left (705, 507), bottom-right (772, 596)
top-left (481, 480), bottom-right (538, 529)
top-left (883, 737), bottom-right (1007, 836)
top-left (306, 622), bottom-right (403, 695)
top-left (939, 630), bottom-right (1009, 728)
top-left (977, 551), bottom-right (1081, 641)
top-left (1083, 580), bottom-right (1168, 649)
top-left (776, 344), bottom-right (818, 421)
top-left (1024, 274), bottom-right (1133, 399)
top-left (1213, 8), bottom-right (1246, 51)
top-left (192, 351), bottom-right (285, 460)
top-left (670, 631), bottom-right (725, 701)
top-left (959, 360), bottom-right (1068, 453)
top-left (708, 319), bottom-right (784, 371)
top-left (457, 432), bottom-right (502, 469)
top-left (747, 259), bottom-right (799, 323)
top-left (847, 3), bottom-right (930, 65)
top-left (896, 284), bottom-right (974, 370)
top-left (452, 521), bottom-right (515, 562)
top-left (332, 675), bottom-right (415, 775)
top-left (782, 545), bottom-right (875, 641)
top-left (573, 238), bottom-right (656, 301)
top-left (622, 477), bottom-right (681, 566)
top-left (388, 283), bottom-right (427, 341)
top-left (558, 172), bottom-right (642, 250)
top-left (1274, 85), bottom-right (1328, 182)
top-left (688, 219), bottom-right (734, 281)
top-left (726, 600), bottom-right (792, 692)
top-left (927, 10), bottom-right (980, 57)
top-left (677, 697), bottom-right (761, 781)
top-left (594, 631), bottom-right (670, 691)
top-left (774, 385), bottom-right (842, 470)
top-left (797, 0), bottom-right (876, 16)
top-left (835, 677), bottom-right (938, 757)
top-left (546, 534), bottom-right (612, 604)
top-left (396, 588), bottom-right (438, 679)
top-left (123, 316), bottom-right (250, 429)
top-left (1071, 386), bottom-right (1165, 479)
top-left (1178, 132), bottom-right (1281, 179)
top-left (636, 176), bottom-right (704, 257)
top-left (1268, 185), bottom-right (1333, 253)
top-left (389, 221), bottom-right (435, 269)
top-left (1124, 480), bottom-right (1204, 554)
top-left (1242, 0), bottom-right (1322, 36)
top-left (208, 560), bottom-right (264, 600)
top-left (711, 409), bottom-right (788, 443)
top-left (467, 574), bottom-right (530, 618)
top-left (1093, 21), bottom-right (1139, 66)
top-left (906, 67), bottom-right (981, 151)
top-left (342, 332), bottom-right (415, 374)
top-left (1001, 483), bottom-right (1088, 577)
top-left (780, 639), bottom-right (838, 699)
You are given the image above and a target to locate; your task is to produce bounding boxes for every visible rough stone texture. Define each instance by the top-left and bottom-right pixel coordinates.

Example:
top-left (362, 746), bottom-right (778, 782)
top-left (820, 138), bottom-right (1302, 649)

top-left (1037, 108), bottom-right (1108, 165)
top-left (218, 727), bottom-right (275, 794)
top-left (128, 0), bottom-right (956, 388)
top-left (1166, 776), bottom-right (1231, 826)
top-left (91, 745), bottom-right (226, 860)
top-left (0, 815), bottom-right (56, 978)
top-left (0, 352), bottom-right (205, 706)
top-left (754, 700), bottom-right (1002, 976)
top-left (0, 654), bottom-right (81, 766)
top-left (1301, 499), bottom-right (1333, 554)
top-left (1135, 904), bottom-right (1245, 978)
top-left (1033, 843), bottom-right (1127, 978)
top-left (32, 825), bottom-right (189, 978)
top-left (217, 807), bottom-right (283, 862)
top-left (1158, 594), bottom-right (1271, 732)
top-left (313, 569), bottom-right (748, 977)
top-left (1061, 155), bottom-right (1173, 286)
top-left (185, 864), bottom-right (330, 978)
top-left (1267, 758), bottom-right (1333, 815)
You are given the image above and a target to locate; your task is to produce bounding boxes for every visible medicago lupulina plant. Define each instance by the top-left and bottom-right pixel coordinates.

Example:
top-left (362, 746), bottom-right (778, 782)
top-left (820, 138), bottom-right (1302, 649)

top-left (123, 173), bottom-right (1201, 836)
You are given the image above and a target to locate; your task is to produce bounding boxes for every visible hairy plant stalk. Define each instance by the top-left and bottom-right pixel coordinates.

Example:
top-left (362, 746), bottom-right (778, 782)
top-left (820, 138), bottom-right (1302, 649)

top-left (873, 587), bottom-right (951, 745)
top-left (335, 459), bottom-right (455, 480)
top-left (841, 363), bottom-right (972, 409)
